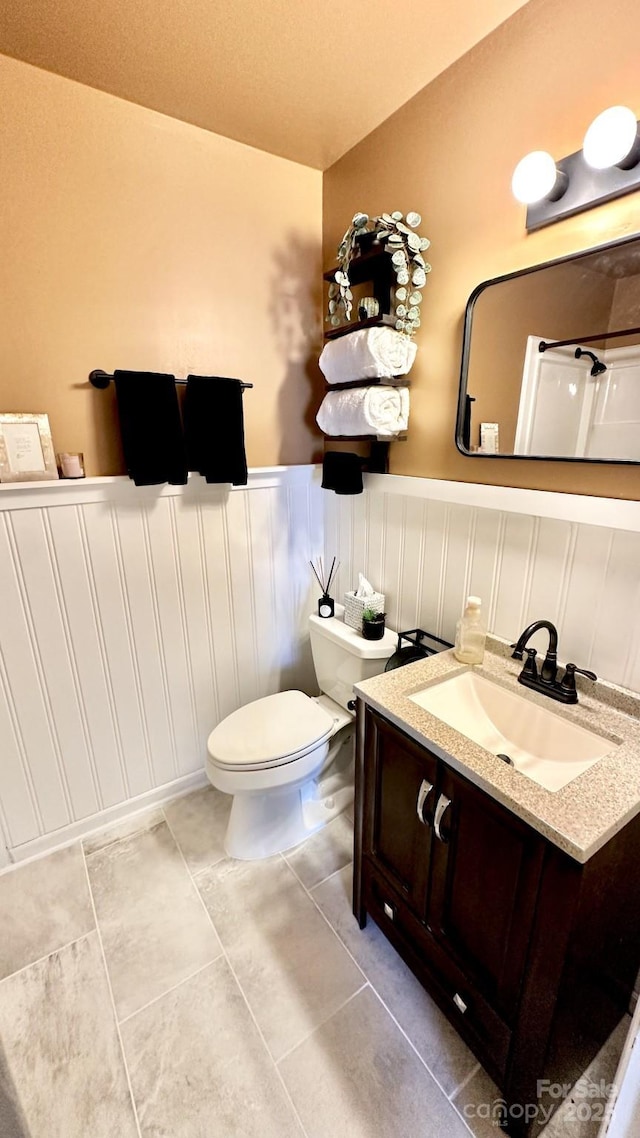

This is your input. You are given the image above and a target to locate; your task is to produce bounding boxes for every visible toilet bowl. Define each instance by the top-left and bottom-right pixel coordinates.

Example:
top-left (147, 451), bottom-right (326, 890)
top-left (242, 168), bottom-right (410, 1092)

top-left (206, 605), bottom-right (396, 860)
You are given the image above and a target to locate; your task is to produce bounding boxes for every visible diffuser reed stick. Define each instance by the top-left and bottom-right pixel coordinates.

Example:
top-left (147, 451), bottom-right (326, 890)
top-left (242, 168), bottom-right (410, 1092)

top-left (309, 557), bottom-right (339, 594)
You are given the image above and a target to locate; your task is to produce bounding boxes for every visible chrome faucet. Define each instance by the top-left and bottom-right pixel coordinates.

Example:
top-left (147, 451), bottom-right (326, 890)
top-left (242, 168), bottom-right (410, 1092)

top-left (511, 620), bottom-right (596, 704)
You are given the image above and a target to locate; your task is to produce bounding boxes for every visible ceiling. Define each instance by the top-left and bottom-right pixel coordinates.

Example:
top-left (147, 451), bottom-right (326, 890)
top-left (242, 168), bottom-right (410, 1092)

top-left (0, 0), bottom-right (531, 169)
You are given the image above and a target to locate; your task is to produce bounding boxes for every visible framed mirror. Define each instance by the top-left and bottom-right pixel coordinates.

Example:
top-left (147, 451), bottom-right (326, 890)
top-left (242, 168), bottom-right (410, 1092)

top-left (456, 233), bottom-right (640, 464)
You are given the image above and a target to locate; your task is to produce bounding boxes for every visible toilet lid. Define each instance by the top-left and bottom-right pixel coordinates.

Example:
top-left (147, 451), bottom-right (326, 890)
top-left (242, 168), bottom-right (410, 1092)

top-left (207, 690), bottom-right (335, 769)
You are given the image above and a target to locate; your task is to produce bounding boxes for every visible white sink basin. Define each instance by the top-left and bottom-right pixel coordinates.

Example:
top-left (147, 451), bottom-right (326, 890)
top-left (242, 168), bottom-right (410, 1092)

top-left (409, 670), bottom-right (617, 792)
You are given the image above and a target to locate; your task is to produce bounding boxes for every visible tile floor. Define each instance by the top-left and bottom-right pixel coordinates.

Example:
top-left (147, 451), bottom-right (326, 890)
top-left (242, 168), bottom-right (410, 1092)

top-left (0, 786), bottom-right (629, 1137)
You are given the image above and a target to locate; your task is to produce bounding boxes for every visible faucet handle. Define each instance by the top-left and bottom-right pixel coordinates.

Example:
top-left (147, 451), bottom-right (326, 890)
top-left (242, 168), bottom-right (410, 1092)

top-left (522, 647), bottom-right (538, 678)
top-left (510, 643), bottom-right (524, 660)
top-left (559, 663), bottom-right (597, 692)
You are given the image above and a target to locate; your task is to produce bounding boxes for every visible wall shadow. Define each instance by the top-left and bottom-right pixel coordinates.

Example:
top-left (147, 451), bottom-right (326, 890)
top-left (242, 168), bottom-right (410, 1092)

top-left (269, 232), bottom-right (325, 466)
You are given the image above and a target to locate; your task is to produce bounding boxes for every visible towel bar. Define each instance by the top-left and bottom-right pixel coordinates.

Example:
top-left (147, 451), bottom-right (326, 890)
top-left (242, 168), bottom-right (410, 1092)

top-left (88, 369), bottom-right (253, 390)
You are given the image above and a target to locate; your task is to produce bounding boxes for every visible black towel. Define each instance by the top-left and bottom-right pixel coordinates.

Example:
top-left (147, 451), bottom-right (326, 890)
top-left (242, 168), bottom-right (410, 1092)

top-left (321, 451), bottom-right (364, 495)
top-left (113, 370), bottom-right (188, 486)
top-left (184, 376), bottom-right (248, 486)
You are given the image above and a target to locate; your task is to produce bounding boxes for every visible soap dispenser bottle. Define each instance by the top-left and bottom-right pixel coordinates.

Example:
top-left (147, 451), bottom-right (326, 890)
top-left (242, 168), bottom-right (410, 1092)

top-left (454, 595), bottom-right (486, 664)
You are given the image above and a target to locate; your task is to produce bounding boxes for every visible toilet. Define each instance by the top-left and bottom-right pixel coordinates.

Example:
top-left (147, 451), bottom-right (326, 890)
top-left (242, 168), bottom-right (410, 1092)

top-left (206, 604), bottom-right (396, 859)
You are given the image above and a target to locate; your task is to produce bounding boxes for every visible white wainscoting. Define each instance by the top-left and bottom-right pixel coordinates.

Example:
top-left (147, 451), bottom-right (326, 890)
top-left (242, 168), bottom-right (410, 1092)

top-left (0, 468), bottom-right (323, 863)
top-left (2, 465), bottom-right (637, 866)
top-left (324, 474), bottom-right (640, 693)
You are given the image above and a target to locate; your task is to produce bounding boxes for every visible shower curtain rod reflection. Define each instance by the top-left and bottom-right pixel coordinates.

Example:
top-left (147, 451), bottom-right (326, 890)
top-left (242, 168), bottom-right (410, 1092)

top-left (539, 325), bottom-right (640, 352)
top-left (88, 369), bottom-right (253, 390)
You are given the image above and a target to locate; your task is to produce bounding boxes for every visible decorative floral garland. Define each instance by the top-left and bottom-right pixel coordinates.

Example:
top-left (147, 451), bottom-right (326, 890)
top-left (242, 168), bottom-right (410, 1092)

top-left (326, 210), bottom-right (431, 337)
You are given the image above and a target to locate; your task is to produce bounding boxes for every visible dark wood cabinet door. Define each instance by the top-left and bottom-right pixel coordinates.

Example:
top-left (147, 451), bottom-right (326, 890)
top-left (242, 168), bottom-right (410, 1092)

top-left (362, 711), bottom-right (437, 919)
top-left (428, 764), bottom-right (545, 1022)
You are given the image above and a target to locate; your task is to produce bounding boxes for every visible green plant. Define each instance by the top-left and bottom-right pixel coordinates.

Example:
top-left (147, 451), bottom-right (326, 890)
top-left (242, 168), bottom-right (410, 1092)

top-left (362, 608), bottom-right (385, 622)
top-left (326, 210), bottom-right (431, 337)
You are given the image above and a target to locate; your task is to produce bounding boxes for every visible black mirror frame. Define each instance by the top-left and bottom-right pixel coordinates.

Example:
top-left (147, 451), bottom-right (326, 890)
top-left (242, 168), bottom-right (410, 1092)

top-left (455, 230), bottom-right (640, 466)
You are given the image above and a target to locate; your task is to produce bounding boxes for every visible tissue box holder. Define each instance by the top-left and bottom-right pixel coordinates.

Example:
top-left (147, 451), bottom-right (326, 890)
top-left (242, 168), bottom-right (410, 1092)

top-left (343, 590), bottom-right (386, 630)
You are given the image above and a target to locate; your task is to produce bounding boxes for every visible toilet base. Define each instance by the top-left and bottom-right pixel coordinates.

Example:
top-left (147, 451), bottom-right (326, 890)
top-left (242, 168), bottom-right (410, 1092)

top-left (223, 782), bottom-right (350, 860)
top-left (222, 726), bottom-right (354, 860)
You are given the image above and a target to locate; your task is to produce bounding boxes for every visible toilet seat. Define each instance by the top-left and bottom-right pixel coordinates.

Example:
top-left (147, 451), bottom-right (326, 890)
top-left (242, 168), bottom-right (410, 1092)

top-left (207, 690), bottom-right (335, 773)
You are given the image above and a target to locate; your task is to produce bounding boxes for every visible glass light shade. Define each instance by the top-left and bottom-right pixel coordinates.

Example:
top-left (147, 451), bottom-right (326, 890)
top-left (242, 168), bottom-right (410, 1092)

top-left (511, 151), bottom-right (559, 205)
top-left (583, 106), bottom-right (638, 169)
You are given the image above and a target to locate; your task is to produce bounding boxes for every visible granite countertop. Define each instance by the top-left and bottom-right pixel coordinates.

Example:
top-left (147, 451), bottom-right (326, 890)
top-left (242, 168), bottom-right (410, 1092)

top-left (354, 636), bottom-right (640, 863)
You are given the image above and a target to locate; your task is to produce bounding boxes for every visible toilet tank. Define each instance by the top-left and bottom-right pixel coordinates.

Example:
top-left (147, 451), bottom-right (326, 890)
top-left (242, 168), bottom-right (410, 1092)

top-left (308, 604), bottom-right (397, 711)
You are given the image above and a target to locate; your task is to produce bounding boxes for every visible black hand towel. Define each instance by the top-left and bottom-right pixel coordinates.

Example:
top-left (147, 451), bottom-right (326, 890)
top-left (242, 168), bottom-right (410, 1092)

top-left (321, 451), bottom-right (364, 495)
top-left (184, 376), bottom-right (248, 486)
top-left (113, 370), bottom-right (188, 486)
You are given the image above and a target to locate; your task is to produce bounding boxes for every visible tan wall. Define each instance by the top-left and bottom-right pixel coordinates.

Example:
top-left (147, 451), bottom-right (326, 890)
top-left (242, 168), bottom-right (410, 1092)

top-left (323, 0), bottom-right (640, 499)
top-left (0, 55), bottom-right (323, 476)
top-left (610, 274), bottom-right (640, 334)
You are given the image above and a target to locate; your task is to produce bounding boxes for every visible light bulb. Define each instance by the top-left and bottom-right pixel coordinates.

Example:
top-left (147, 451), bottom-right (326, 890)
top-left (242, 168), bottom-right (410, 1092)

top-left (583, 106), bottom-right (639, 170)
top-left (511, 151), bottom-right (560, 205)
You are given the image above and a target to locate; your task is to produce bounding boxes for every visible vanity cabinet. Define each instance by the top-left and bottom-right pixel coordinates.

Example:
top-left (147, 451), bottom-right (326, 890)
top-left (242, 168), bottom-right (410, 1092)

top-left (354, 703), bottom-right (640, 1137)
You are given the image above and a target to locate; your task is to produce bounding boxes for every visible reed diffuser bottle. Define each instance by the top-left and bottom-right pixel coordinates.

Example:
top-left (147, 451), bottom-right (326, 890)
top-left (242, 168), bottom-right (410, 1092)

top-left (310, 557), bottom-right (340, 618)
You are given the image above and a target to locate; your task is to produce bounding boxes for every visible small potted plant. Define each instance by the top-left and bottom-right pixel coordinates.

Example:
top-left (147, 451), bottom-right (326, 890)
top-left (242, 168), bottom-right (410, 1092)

top-left (362, 608), bottom-right (386, 641)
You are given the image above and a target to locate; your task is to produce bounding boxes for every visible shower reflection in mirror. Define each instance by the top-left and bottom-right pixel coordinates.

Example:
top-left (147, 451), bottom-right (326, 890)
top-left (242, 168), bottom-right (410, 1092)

top-left (513, 336), bottom-right (640, 460)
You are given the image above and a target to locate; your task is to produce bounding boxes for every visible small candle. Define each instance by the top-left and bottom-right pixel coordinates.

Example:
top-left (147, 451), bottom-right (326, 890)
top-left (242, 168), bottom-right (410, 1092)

top-left (58, 452), bottom-right (85, 479)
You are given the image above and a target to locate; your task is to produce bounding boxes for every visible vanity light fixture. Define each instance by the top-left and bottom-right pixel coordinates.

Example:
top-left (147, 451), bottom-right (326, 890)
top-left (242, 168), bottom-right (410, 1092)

top-left (582, 106), bottom-right (640, 170)
top-left (511, 151), bottom-right (568, 205)
top-left (512, 105), bottom-right (640, 231)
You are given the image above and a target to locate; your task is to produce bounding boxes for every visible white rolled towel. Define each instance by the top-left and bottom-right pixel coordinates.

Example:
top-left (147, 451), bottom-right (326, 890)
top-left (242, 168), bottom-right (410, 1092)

top-left (316, 387), bottom-right (410, 438)
top-left (319, 327), bottom-right (417, 385)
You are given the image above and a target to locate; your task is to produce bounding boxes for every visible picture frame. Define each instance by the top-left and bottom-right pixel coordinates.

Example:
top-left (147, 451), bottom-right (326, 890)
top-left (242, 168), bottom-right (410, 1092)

top-left (0, 414), bottom-right (59, 483)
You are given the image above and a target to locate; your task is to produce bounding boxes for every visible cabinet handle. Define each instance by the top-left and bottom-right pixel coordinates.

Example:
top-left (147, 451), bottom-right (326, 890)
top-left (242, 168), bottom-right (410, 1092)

top-left (383, 901), bottom-right (396, 922)
top-left (453, 992), bottom-right (467, 1014)
top-left (434, 794), bottom-right (452, 842)
top-left (416, 779), bottom-right (434, 825)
